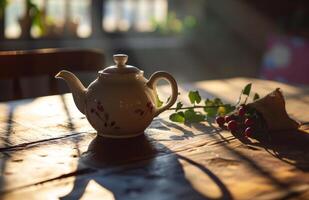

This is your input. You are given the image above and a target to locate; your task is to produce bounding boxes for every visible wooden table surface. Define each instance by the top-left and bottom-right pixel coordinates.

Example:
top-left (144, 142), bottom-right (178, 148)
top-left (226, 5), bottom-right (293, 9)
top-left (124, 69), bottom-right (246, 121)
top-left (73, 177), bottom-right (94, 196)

top-left (0, 78), bottom-right (308, 200)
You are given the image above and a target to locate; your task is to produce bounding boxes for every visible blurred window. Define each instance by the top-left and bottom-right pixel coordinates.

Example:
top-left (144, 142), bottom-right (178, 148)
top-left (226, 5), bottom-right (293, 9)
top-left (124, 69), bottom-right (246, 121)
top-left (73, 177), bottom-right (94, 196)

top-left (4, 0), bottom-right (91, 39)
top-left (102, 0), bottom-right (168, 32)
top-left (4, 0), bottom-right (25, 38)
top-left (3, 0), bottom-right (197, 39)
top-left (70, 0), bottom-right (91, 38)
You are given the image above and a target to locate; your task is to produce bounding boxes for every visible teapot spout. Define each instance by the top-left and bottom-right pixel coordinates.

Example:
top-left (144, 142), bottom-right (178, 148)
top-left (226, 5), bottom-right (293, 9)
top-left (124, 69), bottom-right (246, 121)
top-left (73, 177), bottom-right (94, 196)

top-left (55, 70), bottom-right (87, 114)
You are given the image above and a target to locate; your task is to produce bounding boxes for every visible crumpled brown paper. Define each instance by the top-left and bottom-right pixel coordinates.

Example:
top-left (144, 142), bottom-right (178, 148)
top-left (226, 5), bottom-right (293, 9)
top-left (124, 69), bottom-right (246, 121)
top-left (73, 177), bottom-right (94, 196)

top-left (247, 88), bottom-right (300, 131)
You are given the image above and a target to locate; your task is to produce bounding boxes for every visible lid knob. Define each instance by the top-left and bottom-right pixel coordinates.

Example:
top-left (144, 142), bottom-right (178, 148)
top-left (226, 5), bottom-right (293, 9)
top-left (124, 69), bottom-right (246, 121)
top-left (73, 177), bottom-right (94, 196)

top-left (113, 54), bottom-right (128, 67)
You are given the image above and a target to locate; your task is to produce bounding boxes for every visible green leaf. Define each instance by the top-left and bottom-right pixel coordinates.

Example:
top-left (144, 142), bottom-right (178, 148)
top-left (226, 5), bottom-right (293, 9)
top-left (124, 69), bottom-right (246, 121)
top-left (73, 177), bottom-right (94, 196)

top-left (204, 107), bottom-right (218, 117)
top-left (205, 98), bottom-right (214, 106)
top-left (243, 83), bottom-right (252, 96)
top-left (204, 98), bottom-right (217, 117)
top-left (253, 93), bottom-right (260, 101)
top-left (188, 91), bottom-right (201, 104)
top-left (224, 104), bottom-right (236, 114)
top-left (213, 98), bottom-right (223, 105)
top-left (169, 112), bottom-right (185, 123)
top-left (184, 109), bottom-right (205, 123)
top-left (156, 94), bottom-right (163, 107)
top-left (176, 102), bottom-right (183, 112)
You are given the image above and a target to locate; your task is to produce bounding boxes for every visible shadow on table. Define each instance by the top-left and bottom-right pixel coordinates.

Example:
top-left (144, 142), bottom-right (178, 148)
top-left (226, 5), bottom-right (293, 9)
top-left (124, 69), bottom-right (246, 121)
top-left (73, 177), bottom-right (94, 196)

top-left (159, 119), bottom-right (224, 141)
top-left (231, 128), bottom-right (309, 172)
top-left (187, 121), bottom-right (308, 199)
top-left (60, 134), bottom-right (233, 200)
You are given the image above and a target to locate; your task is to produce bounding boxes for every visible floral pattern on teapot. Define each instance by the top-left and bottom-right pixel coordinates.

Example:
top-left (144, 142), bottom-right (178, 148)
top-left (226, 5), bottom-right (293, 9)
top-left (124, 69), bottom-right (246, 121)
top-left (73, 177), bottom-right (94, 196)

top-left (90, 99), bottom-right (120, 130)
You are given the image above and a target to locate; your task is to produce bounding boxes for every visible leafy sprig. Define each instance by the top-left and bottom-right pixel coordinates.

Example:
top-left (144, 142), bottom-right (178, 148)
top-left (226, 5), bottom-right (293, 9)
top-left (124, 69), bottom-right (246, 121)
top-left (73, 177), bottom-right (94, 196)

top-left (168, 83), bottom-right (260, 123)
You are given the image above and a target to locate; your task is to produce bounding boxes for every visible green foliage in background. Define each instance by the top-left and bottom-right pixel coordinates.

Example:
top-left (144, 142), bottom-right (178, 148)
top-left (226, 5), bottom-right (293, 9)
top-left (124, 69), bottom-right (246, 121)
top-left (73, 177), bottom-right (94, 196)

top-left (26, 0), bottom-right (45, 35)
top-left (0, 0), bottom-right (45, 34)
top-left (0, 0), bottom-right (8, 17)
top-left (151, 11), bottom-right (197, 34)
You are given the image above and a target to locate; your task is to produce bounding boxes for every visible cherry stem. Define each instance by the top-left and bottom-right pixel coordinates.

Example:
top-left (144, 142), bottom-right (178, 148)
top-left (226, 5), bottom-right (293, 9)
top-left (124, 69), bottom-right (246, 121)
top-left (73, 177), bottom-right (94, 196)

top-left (235, 90), bottom-right (243, 107)
top-left (168, 91), bottom-right (245, 111)
top-left (243, 95), bottom-right (249, 105)
top-left (168, 105), bottom-right (229, 111)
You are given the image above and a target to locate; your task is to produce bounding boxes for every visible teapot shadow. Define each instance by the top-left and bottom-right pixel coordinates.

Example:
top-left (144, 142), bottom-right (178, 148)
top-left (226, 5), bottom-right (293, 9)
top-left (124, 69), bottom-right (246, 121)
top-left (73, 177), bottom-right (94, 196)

top-left (80, 134), bottom-right (161, 168)
top-left (61, 133), bottom-right (233, 200)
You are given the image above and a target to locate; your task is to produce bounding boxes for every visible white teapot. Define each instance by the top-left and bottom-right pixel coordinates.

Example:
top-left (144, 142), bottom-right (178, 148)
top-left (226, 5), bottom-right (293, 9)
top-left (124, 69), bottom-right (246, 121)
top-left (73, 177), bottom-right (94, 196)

top-left (55, 54), bottom-right (178, 138)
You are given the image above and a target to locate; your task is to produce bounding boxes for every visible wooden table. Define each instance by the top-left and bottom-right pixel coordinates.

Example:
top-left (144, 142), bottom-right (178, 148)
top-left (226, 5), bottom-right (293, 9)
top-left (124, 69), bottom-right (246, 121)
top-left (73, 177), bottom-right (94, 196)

top-left (0, 78), bottom-right (308, 200)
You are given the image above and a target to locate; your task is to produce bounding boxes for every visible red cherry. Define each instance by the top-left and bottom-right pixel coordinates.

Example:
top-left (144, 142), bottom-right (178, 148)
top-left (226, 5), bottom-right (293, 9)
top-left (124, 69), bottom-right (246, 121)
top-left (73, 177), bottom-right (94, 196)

top-left (238, 106), bottom-right (246, 117)
top-left (244, 118), bottom-right (254, 127)
top-left (216, 116), bottom-right (225, 126)
top-left (224, 115), bottom-right (232, 123)
top-left (244, 127), bottom-right (253, 137)
top-left (227, 120), bottom-right (238, 131)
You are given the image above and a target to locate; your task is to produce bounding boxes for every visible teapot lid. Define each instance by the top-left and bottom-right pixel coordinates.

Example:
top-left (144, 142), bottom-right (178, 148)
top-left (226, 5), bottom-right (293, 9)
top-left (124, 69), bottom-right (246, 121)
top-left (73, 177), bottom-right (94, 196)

top-left (99, 54), bottom-right (142, 74)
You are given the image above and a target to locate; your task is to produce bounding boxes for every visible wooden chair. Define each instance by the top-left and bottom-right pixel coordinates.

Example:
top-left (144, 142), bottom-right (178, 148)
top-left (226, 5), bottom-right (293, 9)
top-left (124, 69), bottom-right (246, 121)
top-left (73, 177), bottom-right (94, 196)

top-left (0, 48), bottom-right (105, 101)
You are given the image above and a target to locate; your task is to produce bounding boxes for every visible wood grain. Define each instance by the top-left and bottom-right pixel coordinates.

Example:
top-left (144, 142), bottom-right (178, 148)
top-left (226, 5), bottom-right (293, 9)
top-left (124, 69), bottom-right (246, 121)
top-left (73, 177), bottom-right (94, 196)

top-left (0, 78), bottom-right (308, 200)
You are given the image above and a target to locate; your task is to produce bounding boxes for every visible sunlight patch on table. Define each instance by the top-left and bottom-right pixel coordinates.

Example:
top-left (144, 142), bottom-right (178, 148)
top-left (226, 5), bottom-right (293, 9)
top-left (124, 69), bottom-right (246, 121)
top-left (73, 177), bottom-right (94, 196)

top-left (80, 180), bottom-right (115, 200)
top-left (180, 158), bottom-right (223, 199)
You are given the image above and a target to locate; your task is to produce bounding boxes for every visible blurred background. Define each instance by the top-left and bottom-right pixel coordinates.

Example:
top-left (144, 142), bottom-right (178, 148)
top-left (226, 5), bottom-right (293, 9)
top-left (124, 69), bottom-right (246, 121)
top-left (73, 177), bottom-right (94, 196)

top-left (0, 0), bottom-right (308, 101)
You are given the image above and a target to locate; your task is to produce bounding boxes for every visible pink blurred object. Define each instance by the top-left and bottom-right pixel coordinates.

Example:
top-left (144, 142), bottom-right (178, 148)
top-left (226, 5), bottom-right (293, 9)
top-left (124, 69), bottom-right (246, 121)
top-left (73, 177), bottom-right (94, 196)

top-left (261, 34), bottom-right (309, 85)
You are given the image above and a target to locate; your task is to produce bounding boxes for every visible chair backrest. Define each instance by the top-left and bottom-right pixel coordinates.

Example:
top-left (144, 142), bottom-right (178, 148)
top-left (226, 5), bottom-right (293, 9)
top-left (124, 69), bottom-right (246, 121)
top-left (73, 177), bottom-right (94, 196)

top-left (0, 48), bottom-right (105, 100)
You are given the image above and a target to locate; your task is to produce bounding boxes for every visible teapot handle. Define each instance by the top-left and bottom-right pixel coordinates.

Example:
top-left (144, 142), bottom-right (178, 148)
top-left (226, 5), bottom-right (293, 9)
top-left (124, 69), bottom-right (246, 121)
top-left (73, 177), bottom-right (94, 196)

top-left (146, 71), bottom-right (178, 117)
